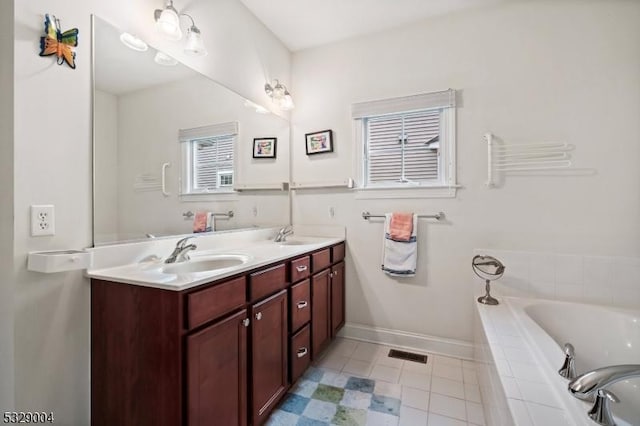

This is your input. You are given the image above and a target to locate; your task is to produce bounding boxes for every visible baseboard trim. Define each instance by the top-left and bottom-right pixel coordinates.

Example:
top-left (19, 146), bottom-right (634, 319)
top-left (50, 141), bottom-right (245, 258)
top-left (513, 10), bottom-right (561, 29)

top-left (337, 322), bottom-right (474, 360)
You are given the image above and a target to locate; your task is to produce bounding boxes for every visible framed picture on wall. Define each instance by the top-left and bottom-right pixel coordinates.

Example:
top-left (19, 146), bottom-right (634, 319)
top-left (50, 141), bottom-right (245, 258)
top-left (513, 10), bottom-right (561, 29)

top-left (253, 137), bottom-right (277, 158)
top-left (305, 129), bottom-right (333, 155)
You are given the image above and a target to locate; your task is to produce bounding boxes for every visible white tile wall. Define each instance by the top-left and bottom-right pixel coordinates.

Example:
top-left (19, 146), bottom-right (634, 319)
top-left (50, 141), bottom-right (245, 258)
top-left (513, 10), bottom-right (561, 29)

top-left (474, 249), bottom-right (640, 309)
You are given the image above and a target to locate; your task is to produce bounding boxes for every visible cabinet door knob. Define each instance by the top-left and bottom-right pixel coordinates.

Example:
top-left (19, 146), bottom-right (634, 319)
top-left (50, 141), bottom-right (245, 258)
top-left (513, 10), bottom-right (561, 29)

top-left (296, 301), bottom-right (308, 309)
top-left (255, 312), bottom-right (263, 320)
top-left (297, 347), bottom-right (308, 358)
top-left (334, 270), bottom-right (338, 276)
top-left (296, 265), bottom-right (308, 272)
top-left (242, 318), bottom-right (250, 327)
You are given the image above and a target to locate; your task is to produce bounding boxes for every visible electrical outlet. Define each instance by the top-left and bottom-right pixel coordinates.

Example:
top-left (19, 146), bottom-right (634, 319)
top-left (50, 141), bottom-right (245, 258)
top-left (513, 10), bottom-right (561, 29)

top-left (31, 205), bottom-right (55, 236)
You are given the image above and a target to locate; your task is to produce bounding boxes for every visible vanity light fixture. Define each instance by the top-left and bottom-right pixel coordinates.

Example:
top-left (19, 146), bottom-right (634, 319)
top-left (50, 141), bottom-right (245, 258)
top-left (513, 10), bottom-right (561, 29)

top-left (154, 0), bottom-right (182, 41)
top-left (154, 1), bottom-right (207, 56)
top-left (119, 32), bottom-right (148, 52)
top-left (154, 51), bottom-right (178, 66)
top-left (264, 79), bottom-right (295, 110)
top-left (182, 14), bottom-right (207, 56)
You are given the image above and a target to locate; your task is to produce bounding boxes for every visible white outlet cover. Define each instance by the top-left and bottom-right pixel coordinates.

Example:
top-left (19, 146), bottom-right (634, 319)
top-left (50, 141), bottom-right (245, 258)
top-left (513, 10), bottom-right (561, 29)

top-left (31, 205), bottom-right (55, 236)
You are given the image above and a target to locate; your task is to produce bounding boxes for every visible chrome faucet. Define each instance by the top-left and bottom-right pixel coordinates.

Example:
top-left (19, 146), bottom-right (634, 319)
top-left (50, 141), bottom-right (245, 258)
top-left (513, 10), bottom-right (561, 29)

top-left (274, 226), bottom-right (293, 242)
top-left (568, 364), bottom-right (640, 426)
top-left (165, 237), bottom-right (197, 264)
top-left (558, 343), bottom-right (577, 380)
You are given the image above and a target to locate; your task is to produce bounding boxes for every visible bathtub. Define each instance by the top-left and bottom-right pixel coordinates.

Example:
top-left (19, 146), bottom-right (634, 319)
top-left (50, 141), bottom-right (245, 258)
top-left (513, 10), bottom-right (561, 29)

top-left (474, 297), bottom-right (640, 426)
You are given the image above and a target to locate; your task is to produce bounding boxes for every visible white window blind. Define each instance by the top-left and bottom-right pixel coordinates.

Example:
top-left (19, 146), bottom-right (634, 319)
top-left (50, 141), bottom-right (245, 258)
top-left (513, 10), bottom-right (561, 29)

top-left (366, 110), bottom-right (441, 184)
top-left (353, 89), bottom-right (457, 195)
top-left (180, 121), bottom-right (238, 195)
top-left (190, 136), bottom-right (234, 191)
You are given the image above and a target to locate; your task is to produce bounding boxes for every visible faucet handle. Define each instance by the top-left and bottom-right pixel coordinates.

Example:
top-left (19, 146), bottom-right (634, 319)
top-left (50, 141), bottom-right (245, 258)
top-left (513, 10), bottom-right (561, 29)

top-left (558, 343), bottom-right (577, 380)
top-left (588, 389), bottom-right (619, 426)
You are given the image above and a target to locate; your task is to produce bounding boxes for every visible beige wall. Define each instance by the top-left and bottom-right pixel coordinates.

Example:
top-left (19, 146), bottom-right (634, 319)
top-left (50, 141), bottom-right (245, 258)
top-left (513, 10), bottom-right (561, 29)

top-left (11, 0), bottom-right (291, 423)
top-left (0, 0), bottom-right (14, 412)
top-left (290, 1), bottom-right (640, 344)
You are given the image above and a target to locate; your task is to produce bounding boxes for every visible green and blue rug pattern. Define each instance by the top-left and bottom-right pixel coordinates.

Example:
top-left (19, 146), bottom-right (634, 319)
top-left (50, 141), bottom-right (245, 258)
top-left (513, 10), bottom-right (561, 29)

top-left (266, 367), bottom-right (403, 426)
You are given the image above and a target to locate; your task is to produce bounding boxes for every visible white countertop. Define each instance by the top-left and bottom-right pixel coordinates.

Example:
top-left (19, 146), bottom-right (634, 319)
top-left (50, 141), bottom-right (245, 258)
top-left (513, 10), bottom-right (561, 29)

top-left (86, 235), bottom-right (344, 291)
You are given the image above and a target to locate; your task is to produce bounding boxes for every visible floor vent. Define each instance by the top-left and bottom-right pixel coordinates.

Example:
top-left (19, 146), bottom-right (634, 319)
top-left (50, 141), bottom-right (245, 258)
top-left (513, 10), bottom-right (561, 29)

top-left (387, 349), bottom-right (428, 364)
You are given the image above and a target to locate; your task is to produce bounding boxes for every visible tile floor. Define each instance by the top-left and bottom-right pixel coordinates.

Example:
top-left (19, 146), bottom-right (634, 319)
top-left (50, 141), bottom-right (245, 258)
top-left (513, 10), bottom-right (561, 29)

top-left (268, 338), bottom-right (485, 426)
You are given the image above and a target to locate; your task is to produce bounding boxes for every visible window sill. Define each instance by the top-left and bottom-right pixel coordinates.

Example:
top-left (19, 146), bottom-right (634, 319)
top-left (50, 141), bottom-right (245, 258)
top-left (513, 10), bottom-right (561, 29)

top-left (354, 184), bottom-right (459, 200)
top-left (179, 192), bottom-right (239, 202)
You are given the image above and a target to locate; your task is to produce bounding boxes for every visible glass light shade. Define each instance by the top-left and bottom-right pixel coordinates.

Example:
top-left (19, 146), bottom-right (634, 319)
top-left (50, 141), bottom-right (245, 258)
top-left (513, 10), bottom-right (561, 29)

top-left (273, 82), bottom-right (285, 99)
top-left (119, 32), bottom-right (148, 52)
top-left (156, 8), bottom-right (182, 41)
top-left (184, 27), bottom-right (207, 56)
top-left (154, 51), bottom-right (178, 66)
top-left (280, 93), bottom-right (295, 110)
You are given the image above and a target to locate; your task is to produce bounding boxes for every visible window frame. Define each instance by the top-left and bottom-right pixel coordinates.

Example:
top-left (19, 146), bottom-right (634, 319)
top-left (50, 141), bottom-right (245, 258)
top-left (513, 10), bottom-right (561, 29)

top-left (353, 91), bottom-right (458, 199)
top-left (179, 123), bottom-right (238, 200)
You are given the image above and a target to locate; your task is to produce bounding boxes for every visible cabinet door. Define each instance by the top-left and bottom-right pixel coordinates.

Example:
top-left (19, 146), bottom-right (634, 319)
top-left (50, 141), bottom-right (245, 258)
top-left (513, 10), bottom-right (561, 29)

top-left (331, 262), bottom-right (345, 337)
top-left (311, 269), bottom-right (331, 359)
top-left (187, 309), bottom-right (248, 426)
top-left (251, 290), bottom-right (288, 425)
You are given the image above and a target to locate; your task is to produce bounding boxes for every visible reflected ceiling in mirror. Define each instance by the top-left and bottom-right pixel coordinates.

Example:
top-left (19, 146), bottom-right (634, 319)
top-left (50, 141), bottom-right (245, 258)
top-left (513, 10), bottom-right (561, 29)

top-left (92, 16), bottom-right (290, 246)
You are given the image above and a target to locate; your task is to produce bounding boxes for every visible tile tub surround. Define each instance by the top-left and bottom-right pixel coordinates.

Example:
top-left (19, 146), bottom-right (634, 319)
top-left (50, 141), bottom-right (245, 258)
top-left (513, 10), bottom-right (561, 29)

top-left (270, 338), bottom-right (486, 425)
top-left (473, 297), bottom-right (640, 426)
top-left (473, 249), bottom-right (640, 310)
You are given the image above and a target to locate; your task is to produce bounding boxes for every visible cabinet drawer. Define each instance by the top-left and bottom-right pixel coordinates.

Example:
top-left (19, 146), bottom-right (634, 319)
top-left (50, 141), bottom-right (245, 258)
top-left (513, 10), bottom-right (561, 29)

top-left (290, 279), bottom-right (310, 332)
top-left (249, 263), bottom-right (286, 301)
top-left (312, 249), bottom-right (331, 272)
top-left (187, 277), bottom-right (246, 330)
top-left (332, 243), bottom-right (345, 263)
top-left (290, 324), bottom-right (311, 384)
top-left (290, 256), bottom-right (310, 282)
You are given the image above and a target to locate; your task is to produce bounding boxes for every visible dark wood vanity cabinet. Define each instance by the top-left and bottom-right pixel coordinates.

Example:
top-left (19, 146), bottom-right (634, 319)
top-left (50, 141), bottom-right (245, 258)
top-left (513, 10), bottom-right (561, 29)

top-left (250, 290), bottom-right (288, 425)
top-left (311, 244), bottom-right (346, 358)
top-left (187, 309), bottom-right (248, 426)
top-left (331, 261), bottom-right (346, 337)
top-left (91, 242), bottom-right (345, 426)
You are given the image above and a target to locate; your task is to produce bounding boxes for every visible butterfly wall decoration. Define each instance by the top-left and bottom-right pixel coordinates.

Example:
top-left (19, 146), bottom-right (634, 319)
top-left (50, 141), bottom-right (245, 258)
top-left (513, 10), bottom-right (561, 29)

top-left (39, 14), bottom-right (79, 69)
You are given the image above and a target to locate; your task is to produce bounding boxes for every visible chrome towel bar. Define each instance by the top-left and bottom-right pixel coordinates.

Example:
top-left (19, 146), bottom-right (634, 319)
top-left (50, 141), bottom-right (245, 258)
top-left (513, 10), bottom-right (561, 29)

top-left (182, 210), bottom-right (234, 219)
top-left (362, 211), bottom-right (445, 221)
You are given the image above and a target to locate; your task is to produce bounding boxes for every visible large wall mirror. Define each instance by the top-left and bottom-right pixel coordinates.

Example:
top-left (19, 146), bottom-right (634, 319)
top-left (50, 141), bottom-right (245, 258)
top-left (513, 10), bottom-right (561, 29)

top-left (92, 16), bottom-right (290, 246)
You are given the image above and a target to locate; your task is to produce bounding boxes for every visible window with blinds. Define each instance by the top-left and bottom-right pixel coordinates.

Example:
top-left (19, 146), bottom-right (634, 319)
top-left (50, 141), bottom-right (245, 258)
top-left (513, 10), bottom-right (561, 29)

top-left (179, 122), bottom-right (237, 195)
top-left (189, 135), bottom-right (234, 192)
top-left (365, 109), bottom-right (441, 185)
top-left (353, 89), bottom-right (456, 194)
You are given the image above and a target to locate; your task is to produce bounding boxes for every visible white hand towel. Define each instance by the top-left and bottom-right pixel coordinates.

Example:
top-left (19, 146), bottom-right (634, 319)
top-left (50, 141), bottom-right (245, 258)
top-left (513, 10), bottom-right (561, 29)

top-left (382, 213), bottom-right (418, 277)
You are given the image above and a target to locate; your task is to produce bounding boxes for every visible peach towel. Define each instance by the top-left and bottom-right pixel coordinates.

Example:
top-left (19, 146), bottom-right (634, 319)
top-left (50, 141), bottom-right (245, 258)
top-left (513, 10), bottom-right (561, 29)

top-left (193, 211), bottom-right (208, 233)
top-left (388, 212), bottom-right (414, 242)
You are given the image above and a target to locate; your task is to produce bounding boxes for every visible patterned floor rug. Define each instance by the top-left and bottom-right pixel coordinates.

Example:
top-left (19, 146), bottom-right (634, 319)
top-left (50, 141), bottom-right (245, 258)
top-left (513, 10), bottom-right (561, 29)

top-left (266, 367), bottom-right (404, 426)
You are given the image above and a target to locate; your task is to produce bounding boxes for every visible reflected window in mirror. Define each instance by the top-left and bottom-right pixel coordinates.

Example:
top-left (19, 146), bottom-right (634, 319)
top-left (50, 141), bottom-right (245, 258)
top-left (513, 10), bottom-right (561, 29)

top-left (179, 122), bottom-right (237, 195)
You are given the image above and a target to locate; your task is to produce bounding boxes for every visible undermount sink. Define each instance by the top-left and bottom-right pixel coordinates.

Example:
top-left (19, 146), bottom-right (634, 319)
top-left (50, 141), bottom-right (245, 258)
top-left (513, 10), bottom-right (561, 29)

top-left (162, 254), bottom-right (249, 274)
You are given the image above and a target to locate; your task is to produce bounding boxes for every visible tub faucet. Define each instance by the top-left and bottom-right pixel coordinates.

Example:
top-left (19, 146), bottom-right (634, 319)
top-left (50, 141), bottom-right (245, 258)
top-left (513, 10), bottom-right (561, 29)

top-left (274, 226), bottom-right (293, 242)
top-left (165, 237), bottom-right (197, 264)
top-left (568, 364), bottom-right (640, 426)
top-left (558, 343), bottom-right (577, 380)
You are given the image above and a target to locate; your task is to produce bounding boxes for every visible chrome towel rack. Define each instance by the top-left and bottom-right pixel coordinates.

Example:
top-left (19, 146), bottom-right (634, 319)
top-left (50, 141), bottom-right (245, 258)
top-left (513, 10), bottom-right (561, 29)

top-left (182, 210), bottom-right (234, 219)
top-left (362, 211), bottom-right (445, 221)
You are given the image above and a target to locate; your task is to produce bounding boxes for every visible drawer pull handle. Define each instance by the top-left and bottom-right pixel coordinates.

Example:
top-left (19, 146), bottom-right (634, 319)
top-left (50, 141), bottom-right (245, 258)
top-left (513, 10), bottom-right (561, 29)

top-left (242, 318), bottom-right (250, 327)
top-left (297, 347), bottom-right (308, 358)
top-left (296, 265), bottom-right (308, 272)
top-left (296, 301), bottom-right (308, 309)
top-left (255, 312), bottom-right (263, 320)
